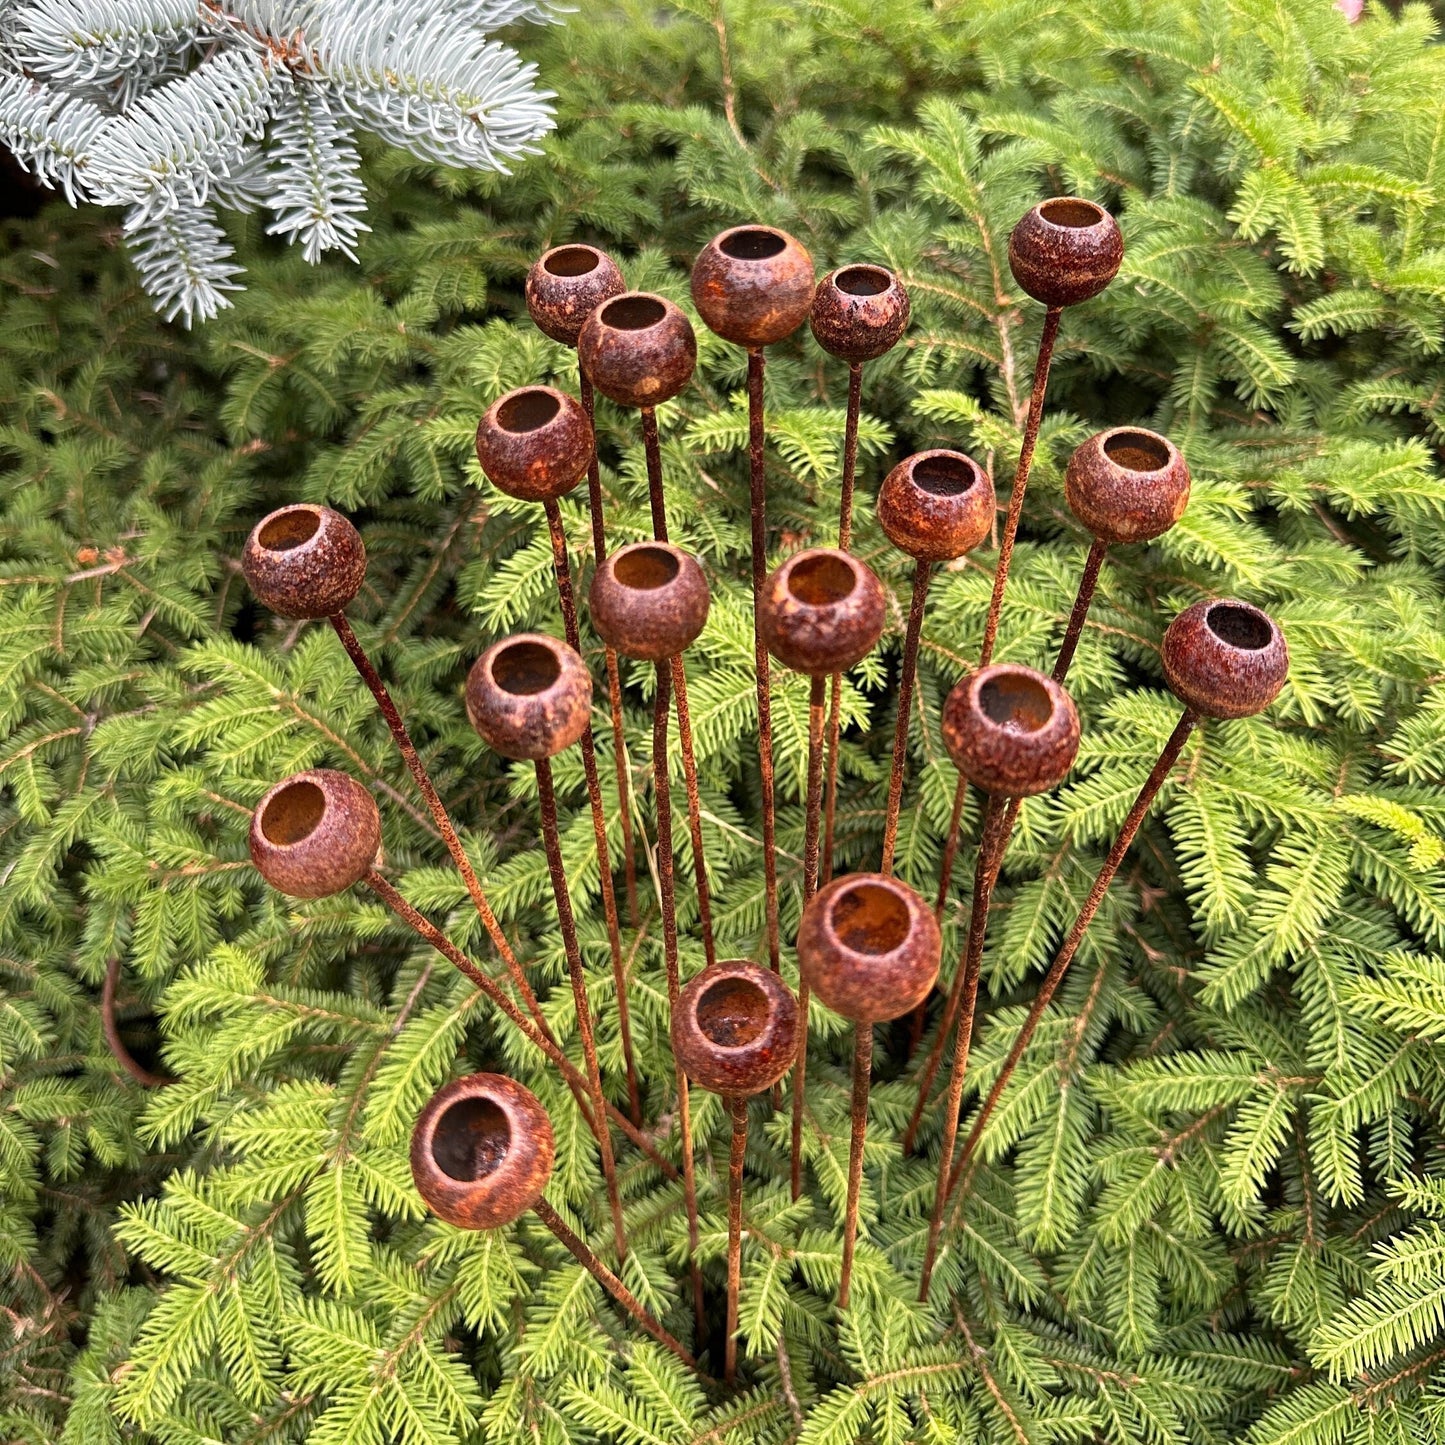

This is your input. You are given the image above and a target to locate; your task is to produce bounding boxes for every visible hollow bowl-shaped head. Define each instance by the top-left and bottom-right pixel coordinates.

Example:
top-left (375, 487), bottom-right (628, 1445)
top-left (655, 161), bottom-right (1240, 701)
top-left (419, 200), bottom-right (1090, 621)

top-left (798, 873), bottom-right (941, 1024)
top-left (577, 292), bottom-right (697, 409)
top-left (942, 664), bottom-right (1080, 798)
top-left (589, 541), bottom-right (710, 662)
top-left (1160, 599), bottom-right (1289, 720)
top-left (525, 244), bottom-right (627, 347)
top-left (242, 504), bottom-right (367, 620)
top-left (760, 548), bottom-right (886, 678)
top-left (1065, 427), bottom-right (1190, 545)
top-left (690, 225), bottom-right (815, 348)
top-left (410, 1073), bottom-right (555, 1230)
top-left (809, 264), bottom-right (910, 363)
top-left (877, 450), bottom-right (995, 562)
top-left (475, 386), bottom-right (593, 503)
top-left (466, 633), bottom-right (592, 761)
top-left (249, 769), bottom-right (381, 899)
top-left (671, 960), bottom-right (800, 1099)
top-left (1008, 197), bottom-right (1123, 309)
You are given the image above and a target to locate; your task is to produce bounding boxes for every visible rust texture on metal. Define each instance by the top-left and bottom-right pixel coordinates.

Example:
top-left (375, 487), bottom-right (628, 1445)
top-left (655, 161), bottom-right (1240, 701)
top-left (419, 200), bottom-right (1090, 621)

top-left (466, 633), bottom-right (592, 762)
top-left (578, 292), bottom-right (697, 409)
top-left (877, 450), bottom-right (995, 563)
top-left (803, 674), bottom-right (827, 901)
top-left (810, 264), bottom-right (910, 364)
top-left (838, 1023), bottom-right (873, 1309)
top-left (590, 542), bottom-right (710, 663)
top-left (410, 1072), bottom-right (555, 1231)
top-left (641, 404), bottom-right (669, 539)
top-left (672, 959), bottom-right (800, 1100)
top-left (761, 547), bottom-right (887, 678)
top-left (1052, 538), bottom-right (1108, 684)
top-left (691, 225), bottom-right (815, 348)
top-left (475, 386), bottom-right (593, 504)
top-left (879, 561), bottom-right (932, 878)
top-left (942, 664), bottom-right (1081, 799)
top-left (102, 957), bottom-right (171, 1088)
top-left (837, 362), bottom-right (864, 552)
top-left (1161, 598), bottom-right (1290, 720)
top-left (1065, 426), bottom-right (1190, 546)
top-left (1008, 197), bottom-right (1123, 309)
top-left (249, 769), bottom-right (382, 899)
top-left (671, 656), bottom-right (717, 968)
top-left (242, 504), bottom-right (366, 620)
top-left (725, 1096), bottom-right (748, 1385)
top-left (526, 243), bottom-right (626, 347)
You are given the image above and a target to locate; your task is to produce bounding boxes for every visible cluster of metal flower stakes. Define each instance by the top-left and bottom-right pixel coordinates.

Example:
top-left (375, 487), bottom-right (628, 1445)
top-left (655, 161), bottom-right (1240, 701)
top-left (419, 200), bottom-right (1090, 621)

top-left (232, 199), bottom-right (1290, 1386)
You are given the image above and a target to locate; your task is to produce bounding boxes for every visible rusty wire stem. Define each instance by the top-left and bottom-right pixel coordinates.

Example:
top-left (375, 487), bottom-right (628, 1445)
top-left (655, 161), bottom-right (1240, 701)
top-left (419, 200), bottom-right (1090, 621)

top-left (1053, 537), bottom-right (1108, 683)
top-left (642, 405), bottom-right (668, 541)
top-left (102, 957), bottom-right (171, 1088)
top-left (880, 561), bottom-right (933, 876)
top-left (534, 757), bottom-right (628, 1262)
top-left (653, 662), bottom-right (707, 1341)
top-left (725, 1095), bottom-right (748, 1385)
top-left (838, 1023), bottom-right (873, 1310)
top-left (672, 656), bottom-right (717, 968)
top-left (542, 499), bottom-right (642, 1125)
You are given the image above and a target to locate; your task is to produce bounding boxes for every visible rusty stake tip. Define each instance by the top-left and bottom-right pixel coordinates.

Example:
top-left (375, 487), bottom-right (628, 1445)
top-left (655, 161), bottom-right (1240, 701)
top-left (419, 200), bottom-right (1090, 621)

top-left (810, 264), bottom-right (910, 363)
top-left (760, 547), bottom-right (887, 678)
top-left (1065, 426), bottom-right (1191, 545)
top-left (466, 633), bottom-right (593, 761)
top-left (526, 244), bottom-right (627, 346)
top-left (691, 224), bottom-right (815, 348)
top-left (476, 385), bottom-right (593, 503)
top-left (1008, 197), bottom-right (1123, 309)
top-left (672, 960), bottom-right (800, 1099)
top-left (250, 768), bottom-right (381, 900)
top-left (242, 504), bottom-right (367, 620)
top-left (578, 291), bottom-right (697, 409)
top-left (942, 664), bottom-right (1081, 798)
top-left (590, 541), bottom-right (710, 662)
top-left (1161, 598), bottom-right (1288, 719)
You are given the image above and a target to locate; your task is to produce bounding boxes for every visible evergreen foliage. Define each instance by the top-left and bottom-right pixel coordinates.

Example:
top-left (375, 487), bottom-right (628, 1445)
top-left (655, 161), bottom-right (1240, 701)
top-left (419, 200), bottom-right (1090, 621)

top-left (5, 1), bottom-right (1445, 1441)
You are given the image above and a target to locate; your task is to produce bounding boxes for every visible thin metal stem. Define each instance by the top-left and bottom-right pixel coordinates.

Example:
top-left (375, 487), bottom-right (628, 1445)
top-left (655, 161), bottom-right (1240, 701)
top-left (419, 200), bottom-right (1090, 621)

top-left (747, 349), bottom-right (781, 975)
top-left (918, 795), bottom-right (1013, 1296)
top-left (804, 675), bottom-right (827, 902)
top-left (580, 373), bottom-right (638, 929)
top-left (533, 1198), bottom-right (705, 1377)
top-left (671, 655), bottom-right (717, 969)
top-left (725, 1095), bottom-right (747, 1385)
top-left (102, 957), bottom-right (171, 1088)
top-left (542, 499), bottom-right (642, 1126)
top-left (329, 614), bottom-right (552, 1045)
top-left (902, 796), bottom-right (1011, 1157)
top-left (942, 710), bottom-right (1200, 1213)
top-left (880, 562), bottom-right (933, 876)
top-left (535, 757), bottom-right (628, 1262)
top-left (361, 869), bottom-right (676, 1177)
top-left (642, 406), bottom-right (668, 541)
top-left (653, 663), bottom-right (706, 1340)
top-left (838, 1023), bottom-right (872, 1310)
top-left (1052, 538), bottom-right (1108, 683)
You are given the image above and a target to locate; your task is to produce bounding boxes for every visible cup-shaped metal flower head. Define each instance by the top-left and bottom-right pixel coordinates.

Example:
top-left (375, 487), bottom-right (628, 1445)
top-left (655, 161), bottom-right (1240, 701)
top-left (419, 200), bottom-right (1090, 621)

top-left (466, 633), bottom-right (593, 761)
top-left (671, 960), bottom-right (800, 1099)
top-left (475, 386), bottom-right (593, 504)
top-left (877, 450), bottom-right (995, 562)
top-left (577, 292), bottom-right (697, 409)
top-left (249, 769), bottom-right (381, 899)
top-left (1008, 197), bottom-right (1123, 309)
top-left (242, 504), bottom-right (366, 620)
top-left (798, 873), bottom-right (941, 1024)
top-left (809, 264), bottom-right (910, 363)
top-left (525, 244), bottom-right (627, 347)
top-left (1161, 599), bottom-right (1288, 720)
top-left (760, 548), bottom-right (886, 678)
top-left (410, 1073), bottom-right (555, 1230)
top-left (942, 664), bottom-right (1080, 798)
top-left (690, 224), bottom-right (815, 348)
top-left (1065, 427), bottom-right (1190, 545)
top-left (589, 541), bottom-right (710, 662)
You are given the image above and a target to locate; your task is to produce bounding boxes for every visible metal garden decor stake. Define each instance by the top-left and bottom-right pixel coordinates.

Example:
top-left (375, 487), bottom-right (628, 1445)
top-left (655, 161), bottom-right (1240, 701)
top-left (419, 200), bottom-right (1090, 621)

top-left (465, 633), bottom-right (629, 1263)
top-left (940, 600), bottom-right (1290, 1219)
top-left (808, 266), bottom-right (910, 883)
top-left (672, 960), bottom-right (799, 1383)
top-left (797, 873), bottom-right (940, 1308)
top-left (247, 768), bottom-right (677, 1181)
top-left (589, 540), bottom-right (712, 1333)
top-left (691, 225), bottom-right (816, 976)
top-left (410, 1073), bottom-right (703, 1375)
top-left (241, 505), bottom-right (556, 1053)
top-left (757, 547), bottom-right (887, 1198)
top-left (525, 245), bottom-right (636, 923)
top-left (475, 384), bottom-right (641, 1125)
top-left (875, 450), bottom-right (995, 875)
top-left (935, 199), bottom-right (1123, 918)
top-left (914, 665), bottom-right (1080, 1298)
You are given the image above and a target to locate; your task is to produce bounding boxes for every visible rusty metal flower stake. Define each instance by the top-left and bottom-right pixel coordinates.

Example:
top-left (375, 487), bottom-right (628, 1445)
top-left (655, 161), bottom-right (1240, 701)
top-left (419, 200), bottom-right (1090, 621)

top-left (673, 960), bottom-right (799, 1383)
top-left (476, 385), bottom-right (642, 1123)
top-left (465, 633), bottom-right (629, 1262)
top-left (525, 245), bottom-right (637, 923)
top-left (692, 225), bottom-right (816, 978)
top-left (928, 601), bottom-right (1289, 1282)
top-left (809, 265), bottom-right (910, 883)
top-left (411, 1073), bottom-right (703, 1374)
top-left (759, 547), bottom-right (887, 1197)
top-left (798, 873), bottom-right (940, 1307)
